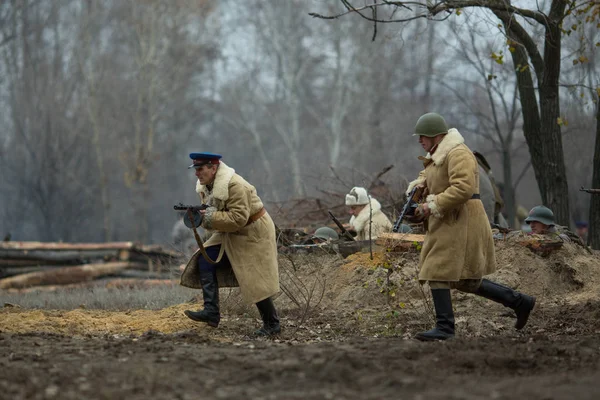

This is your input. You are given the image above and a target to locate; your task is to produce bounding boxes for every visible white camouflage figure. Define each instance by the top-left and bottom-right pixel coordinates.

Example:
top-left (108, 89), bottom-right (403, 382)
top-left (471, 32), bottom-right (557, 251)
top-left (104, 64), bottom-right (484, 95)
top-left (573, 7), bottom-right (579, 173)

top-left (345, 187), bottom-right (392, 240)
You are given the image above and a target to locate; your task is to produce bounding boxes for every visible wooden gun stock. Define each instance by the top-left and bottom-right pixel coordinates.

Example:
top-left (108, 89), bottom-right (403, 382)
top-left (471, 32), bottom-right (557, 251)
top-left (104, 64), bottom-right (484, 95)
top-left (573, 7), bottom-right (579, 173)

top-left (327, 211), bottom-right (355, 241)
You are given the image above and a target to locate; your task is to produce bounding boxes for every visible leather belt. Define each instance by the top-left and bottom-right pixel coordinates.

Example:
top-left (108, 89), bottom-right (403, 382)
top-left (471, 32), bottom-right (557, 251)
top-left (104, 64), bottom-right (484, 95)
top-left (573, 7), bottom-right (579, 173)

top-left (470, 194), bottom-right (480, 200)
top-left (246, 207), bottom-right (266, 226)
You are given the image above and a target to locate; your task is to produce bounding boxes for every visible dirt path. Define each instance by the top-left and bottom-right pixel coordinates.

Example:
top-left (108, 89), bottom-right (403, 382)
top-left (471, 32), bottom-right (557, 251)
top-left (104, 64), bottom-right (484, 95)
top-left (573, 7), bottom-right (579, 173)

top-left (1, 331), bottom-right (599, 400)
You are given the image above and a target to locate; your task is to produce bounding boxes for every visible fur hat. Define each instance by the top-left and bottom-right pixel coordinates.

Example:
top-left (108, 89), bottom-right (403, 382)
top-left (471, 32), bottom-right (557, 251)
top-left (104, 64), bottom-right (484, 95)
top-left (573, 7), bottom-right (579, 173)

top-left (345, 187), bottom-right (369, 206)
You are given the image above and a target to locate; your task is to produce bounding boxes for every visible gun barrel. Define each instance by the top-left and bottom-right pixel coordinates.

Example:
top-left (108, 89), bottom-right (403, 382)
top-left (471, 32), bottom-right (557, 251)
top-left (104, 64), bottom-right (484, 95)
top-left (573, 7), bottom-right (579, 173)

top-left (173, 204), bottom-right (208, 211)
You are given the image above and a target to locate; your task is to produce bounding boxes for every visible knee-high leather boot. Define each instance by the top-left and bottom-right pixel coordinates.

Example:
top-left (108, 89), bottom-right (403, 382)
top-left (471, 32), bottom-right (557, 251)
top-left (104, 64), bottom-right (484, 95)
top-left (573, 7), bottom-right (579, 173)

top-left (254, 297), bottom-right (281, 336)
top-left (184, 271), bottom-right (220, 327)
top-left (415, 289), bottom-right (455, 341)
top-left (475, 279), bottom-right (535, 330)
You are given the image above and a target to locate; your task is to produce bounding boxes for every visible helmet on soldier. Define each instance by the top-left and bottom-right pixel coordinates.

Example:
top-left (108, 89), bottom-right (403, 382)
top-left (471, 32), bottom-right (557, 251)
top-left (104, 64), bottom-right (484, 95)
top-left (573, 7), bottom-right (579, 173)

top-left (524, 206), bottom-right (555, 226)
top-left (314, 227), bottom-right (339, 241)
top-left (413, 113), bottom-right (449, 137)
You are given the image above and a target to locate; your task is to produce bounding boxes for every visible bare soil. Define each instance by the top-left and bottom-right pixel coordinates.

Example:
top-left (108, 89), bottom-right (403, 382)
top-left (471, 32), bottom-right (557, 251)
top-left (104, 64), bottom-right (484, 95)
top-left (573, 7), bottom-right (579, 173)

top-left (1, 240), bottom-right (600, 399)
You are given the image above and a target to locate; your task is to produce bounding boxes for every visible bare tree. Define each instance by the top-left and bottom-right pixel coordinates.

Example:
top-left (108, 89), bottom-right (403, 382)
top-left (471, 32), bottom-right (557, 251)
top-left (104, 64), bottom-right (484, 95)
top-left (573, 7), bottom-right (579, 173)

top-left (94, 0), bottom-right (218, 242)
top-left (0, 0), bottom-right (95, 241)
top-left (440, 21), bottom-right (523, 225)
top-left (310, 0), bottom-right (600, 226)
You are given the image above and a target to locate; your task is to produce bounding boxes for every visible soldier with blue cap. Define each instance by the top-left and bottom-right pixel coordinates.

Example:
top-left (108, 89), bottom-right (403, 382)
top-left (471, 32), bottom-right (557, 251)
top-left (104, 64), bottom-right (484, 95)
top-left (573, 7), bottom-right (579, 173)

top-left (180, 152), bottom-right (281, 336)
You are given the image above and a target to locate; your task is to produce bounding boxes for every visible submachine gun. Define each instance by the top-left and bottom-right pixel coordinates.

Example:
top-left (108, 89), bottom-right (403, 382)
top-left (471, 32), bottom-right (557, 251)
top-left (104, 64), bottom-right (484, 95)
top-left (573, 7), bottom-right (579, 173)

top-left (173, 203), bottom-right (209, 228)
top-left (392, 186), bottom-right (423, 233)
top-left (173, 203), bottom-right (224, 264)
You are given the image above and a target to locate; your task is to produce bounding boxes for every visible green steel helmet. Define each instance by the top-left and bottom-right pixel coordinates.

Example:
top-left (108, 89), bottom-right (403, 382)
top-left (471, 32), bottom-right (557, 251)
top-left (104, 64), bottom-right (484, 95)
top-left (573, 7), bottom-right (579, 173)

top-left (413, 112), bottom-right (449, 137)
top-left (524, 206), bottom-right (555, 226)
top-left (313, 226), bottom-right (339, 241)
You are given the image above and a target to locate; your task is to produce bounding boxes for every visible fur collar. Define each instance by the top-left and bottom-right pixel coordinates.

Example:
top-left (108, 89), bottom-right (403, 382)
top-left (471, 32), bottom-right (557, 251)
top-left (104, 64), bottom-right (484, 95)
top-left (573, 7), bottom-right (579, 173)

top-left (406, 128), bottom-right (465, 195)
top-left (195, 162), bottom-right (236, 201)
top-left (350, 197), bottom-right (382, 232)
top-left (425, 128), bottom-right (464, 166)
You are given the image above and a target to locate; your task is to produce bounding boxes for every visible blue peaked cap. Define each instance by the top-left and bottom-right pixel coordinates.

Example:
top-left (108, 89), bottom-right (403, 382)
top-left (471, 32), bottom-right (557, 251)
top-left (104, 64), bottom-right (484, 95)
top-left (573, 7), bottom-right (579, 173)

top-left (188, 152), bottom-right (222, 169)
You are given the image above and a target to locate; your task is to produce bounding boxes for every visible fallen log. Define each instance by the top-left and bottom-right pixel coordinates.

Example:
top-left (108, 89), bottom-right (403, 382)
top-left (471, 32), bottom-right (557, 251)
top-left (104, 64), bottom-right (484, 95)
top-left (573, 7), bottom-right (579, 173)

top-left (0, 241), bottom-right (138, 251)
top-left (0, 241), bottom-right (179, 257)
top-left (0, 249), bottom-right (130, 263)
top-left (0, 259), bottom-right (47, 267)
top-left (0, 265), bottom-right (64, 279)
top-left (0, 261), bottom-right (147, 290)
top-left (375, 233), bottom-right (425, 252)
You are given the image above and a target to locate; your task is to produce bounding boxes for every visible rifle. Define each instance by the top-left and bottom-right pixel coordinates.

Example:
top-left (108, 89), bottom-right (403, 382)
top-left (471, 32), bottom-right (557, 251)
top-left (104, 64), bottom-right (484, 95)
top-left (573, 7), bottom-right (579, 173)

top-left (327, 210), bottom-right (355, 241)
top-left (392, 186), bottom-right (423, 233)
top-left (580, 186), bottom-right (600, 194)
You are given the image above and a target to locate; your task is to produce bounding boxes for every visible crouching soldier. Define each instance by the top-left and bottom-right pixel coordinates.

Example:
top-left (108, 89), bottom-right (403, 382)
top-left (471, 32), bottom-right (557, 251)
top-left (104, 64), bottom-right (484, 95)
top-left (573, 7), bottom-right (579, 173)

top-left (180, 152), bottom-right (281, 336)
top-left (525, 206), bottom-right (571, 242)
top-left (407, 113), bottom-right (536, 341)
top-left (345, 186), bottom-right (392, 240)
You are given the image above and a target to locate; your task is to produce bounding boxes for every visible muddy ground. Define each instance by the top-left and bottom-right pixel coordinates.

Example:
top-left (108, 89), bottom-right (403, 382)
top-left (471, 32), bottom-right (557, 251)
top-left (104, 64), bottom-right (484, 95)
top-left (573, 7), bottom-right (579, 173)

top-left (1, 240), bottom-right (600, 399)
top-left (2, 331), bottom-right (600, 400)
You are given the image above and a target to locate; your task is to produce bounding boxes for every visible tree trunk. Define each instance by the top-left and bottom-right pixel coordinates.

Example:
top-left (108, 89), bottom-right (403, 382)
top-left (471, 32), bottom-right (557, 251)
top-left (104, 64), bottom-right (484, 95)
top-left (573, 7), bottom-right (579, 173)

top-left (501, 147), bottom-right (516, 227)
top-left (423, 22), bottom-right (435, 110)
top-left (588, 98), bottom-right (600, 249)
top-left (498, 7), bottom-right (570, 227)
top-left (537, 17), bottom-right (570, 226)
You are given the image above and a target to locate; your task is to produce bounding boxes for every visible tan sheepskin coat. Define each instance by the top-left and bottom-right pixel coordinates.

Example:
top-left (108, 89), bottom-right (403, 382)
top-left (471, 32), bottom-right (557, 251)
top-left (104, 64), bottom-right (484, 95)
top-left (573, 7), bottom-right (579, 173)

top-left (349, 197), bottom-right (393, 241)
top-left (180, 162), bottom-right (280, 304)
top-left (407, 129), bottom-right (496, 282)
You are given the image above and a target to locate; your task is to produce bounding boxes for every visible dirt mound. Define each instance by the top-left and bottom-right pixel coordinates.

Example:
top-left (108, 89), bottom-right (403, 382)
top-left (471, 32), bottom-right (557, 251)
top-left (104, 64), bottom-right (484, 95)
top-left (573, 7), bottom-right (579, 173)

top-left (492, 239), bottom-right (599, 299)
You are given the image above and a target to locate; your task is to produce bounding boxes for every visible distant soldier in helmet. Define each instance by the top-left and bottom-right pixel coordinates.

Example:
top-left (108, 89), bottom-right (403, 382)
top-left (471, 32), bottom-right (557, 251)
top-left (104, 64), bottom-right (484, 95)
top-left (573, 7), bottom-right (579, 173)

top-left (406, 112), bottom-right (536, 341)
top-left (525, 206), bottom-right (571, 242)
top-left (345, 186), bottom-right (393, 240)
top-left (304, 226), bottom-right (340, 244)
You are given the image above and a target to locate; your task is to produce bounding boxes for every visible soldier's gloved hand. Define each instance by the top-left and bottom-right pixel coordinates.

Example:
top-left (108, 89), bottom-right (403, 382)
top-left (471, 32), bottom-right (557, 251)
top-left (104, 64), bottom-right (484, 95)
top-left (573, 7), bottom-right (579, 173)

top-left (417, 203), bottom-right (431, 218)
top-left (405, 204), bottom-right (428, 223)
top-left (405, 211), bottom-right (425, 224)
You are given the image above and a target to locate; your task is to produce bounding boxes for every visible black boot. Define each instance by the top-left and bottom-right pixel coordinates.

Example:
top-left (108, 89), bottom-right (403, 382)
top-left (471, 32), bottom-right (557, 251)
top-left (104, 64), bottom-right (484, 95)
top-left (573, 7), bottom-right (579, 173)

top-left (254, 298), bottom-right (281, 336)
top-left (415, 289), bottom-right (455, 341)
top-left (475, 279), bottom-right (535, 330)
top-left (184, 271), bottom-right (220, 327)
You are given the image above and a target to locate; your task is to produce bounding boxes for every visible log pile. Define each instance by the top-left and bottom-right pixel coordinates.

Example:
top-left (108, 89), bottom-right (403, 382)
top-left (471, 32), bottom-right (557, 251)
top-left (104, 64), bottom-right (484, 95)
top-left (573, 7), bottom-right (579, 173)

top-left (0, 241), bottom-right (181, 291)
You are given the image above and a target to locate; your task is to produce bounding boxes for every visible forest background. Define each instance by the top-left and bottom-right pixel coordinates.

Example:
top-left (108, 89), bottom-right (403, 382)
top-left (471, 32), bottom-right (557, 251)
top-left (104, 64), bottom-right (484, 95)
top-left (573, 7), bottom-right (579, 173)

top-left (0, 0), bottom-right (598, 246)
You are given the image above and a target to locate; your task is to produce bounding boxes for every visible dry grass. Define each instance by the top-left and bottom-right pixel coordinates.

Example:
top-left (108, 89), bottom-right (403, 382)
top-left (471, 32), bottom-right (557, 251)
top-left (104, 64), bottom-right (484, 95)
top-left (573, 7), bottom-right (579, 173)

top-left (0, 284), bottom-right (198, 311)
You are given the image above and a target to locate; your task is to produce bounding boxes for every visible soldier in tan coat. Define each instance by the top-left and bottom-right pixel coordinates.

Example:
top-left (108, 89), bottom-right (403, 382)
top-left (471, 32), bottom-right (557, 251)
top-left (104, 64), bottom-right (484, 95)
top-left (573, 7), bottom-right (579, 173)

top-left (345, 186), bottom-right (393, 240)
top-left (180, 152), bottom-right (281, 336)
top-left (406, 113), bottom-right (536, 341)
